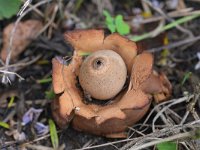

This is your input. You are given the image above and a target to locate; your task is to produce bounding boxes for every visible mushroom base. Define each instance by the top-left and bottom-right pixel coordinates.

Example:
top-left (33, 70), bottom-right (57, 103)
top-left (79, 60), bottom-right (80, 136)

top-left (52, 97), bottom-right (150, 138)
top-left (72, 104), bottom-right (150, 138)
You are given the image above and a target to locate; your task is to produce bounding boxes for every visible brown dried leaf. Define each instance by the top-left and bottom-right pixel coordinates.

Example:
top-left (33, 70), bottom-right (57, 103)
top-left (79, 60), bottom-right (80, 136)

top-left (1, 20), bottom-right (43, 61)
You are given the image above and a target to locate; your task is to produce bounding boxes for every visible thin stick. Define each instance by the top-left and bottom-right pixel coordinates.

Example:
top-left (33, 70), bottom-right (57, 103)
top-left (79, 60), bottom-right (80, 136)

top-left (129, 132), bottom-right (190, 150)
top-left (75, 138), bottom-right (136, 150)
top-left (140, 9), bottom-right (200, 24)
top-left (141, 95), bottom-right (194, 128)
top-left (37, 5), bottom-right (58, 37)
top-left (142, 0), bottom-right (194, 37)
top-left (148, 35), bottom-right (200, 52)
top-left (0, 55), bottom-right (41, 70)
top-left (21, 0), bottom-right (57, 28)
top-left (0, 70), bottom-right (24, 81)
top-left (152, 95), bottom-right (193, 131)
top-left (120, 120), bottom-right (200, 150)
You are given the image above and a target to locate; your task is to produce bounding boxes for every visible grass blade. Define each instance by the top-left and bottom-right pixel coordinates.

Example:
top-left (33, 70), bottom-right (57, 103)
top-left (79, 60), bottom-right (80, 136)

top-left (8, 96), bottom-right (15, 108)
top-left (0, 121), bottom-right (10, 129)
top-left (131, 13), bottom-right (200, 42)
top-left (156, 141), bottom-right (177, 150)
top-left (49, 119), bottom-right (59, 149)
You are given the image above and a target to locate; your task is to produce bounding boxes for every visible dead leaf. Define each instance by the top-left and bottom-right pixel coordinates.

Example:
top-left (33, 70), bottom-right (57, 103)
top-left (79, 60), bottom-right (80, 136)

top-left (1, 20), bottom-right (43, 61)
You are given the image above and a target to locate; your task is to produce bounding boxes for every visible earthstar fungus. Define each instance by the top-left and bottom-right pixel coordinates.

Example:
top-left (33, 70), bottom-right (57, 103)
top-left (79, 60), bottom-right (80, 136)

top-left (51, 29), bottom-right (172, 138)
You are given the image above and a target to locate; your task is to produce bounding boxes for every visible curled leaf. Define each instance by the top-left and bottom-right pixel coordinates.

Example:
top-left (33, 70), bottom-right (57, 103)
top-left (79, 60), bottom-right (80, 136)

top-left (1, 20), bottom-right (43, 61)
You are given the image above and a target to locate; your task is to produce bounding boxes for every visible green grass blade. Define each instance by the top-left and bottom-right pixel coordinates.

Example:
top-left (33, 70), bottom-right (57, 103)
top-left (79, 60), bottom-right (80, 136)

top-left (181, 72), bottom-right (192, 85)
top-left (0, 121), bottom-right (10, 129)
top-left (49, 119), bottom-right (59, 149)
top-left (131, 13), bottom-right (200, 42)
top-left (163, 14), bottom-right (200, 31)
top-left (37, 77), bottom-right (52, 84)
top-left (156, 141), bottom-right (177, 150)
top-left (8, 96), bottom-right (15, 108)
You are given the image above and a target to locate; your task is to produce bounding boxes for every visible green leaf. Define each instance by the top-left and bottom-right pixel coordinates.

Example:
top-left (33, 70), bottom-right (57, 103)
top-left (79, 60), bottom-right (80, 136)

top-left (181, 72), bottom-right (192, 85)
top-left (45, 90), bottom-right (55, 100)
top-left (103, 10), bottom-right (114, 24)
top-left (107, 23), bottom-right (116, 33)
top-left (49, 119), bottom-right (59, 149)
top-left (156, 141), bottom-right (177, 150)
top-left (115, 15), bottom-right (130, 35)
top-left (0, 0), bottom-right (22, 20)
top-left (103, 10), bottom-right (116, 33)
top-left (37, 77), bottom-right (52, 84)
top-left (103, 10), bottom-right (130, 35)
top-left (8, 96), bottom-right (15, 108)
top-left (0, 121), bottom-right (10, 129)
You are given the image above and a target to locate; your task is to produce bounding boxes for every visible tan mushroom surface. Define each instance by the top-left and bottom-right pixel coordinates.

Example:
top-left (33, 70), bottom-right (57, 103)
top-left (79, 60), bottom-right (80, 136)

top-left (51, 29), bottom-right (172, 138)
top-left (79, 50), bottom-right (127, 100)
